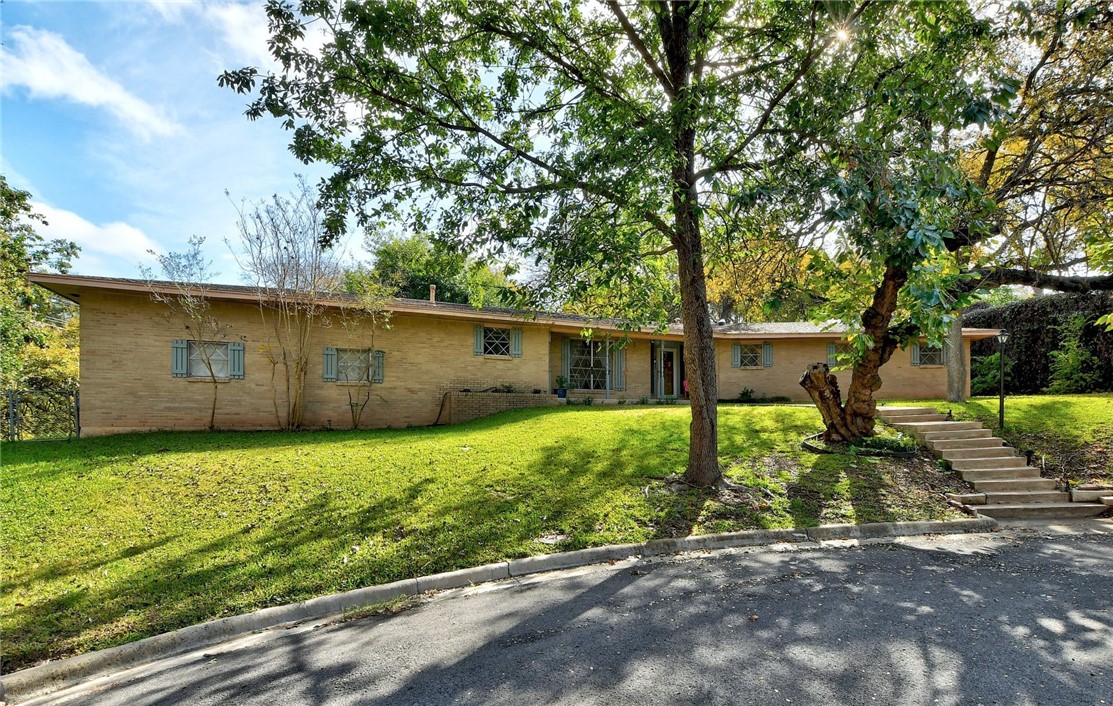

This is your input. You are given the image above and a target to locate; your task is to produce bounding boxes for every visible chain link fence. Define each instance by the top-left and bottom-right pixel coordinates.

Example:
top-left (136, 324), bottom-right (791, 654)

top-left (3, 389), bottom-right (80, 441)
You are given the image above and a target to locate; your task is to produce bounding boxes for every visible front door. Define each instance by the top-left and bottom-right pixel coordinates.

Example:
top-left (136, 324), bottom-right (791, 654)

top-left (662, 350), bottom-right (675, 396)
top-left (653, 342), bottom-right (683, 398)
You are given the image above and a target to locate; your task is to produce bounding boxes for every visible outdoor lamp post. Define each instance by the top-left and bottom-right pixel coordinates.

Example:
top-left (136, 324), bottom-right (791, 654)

top-left (997, 329), bottom-right (1010, 430)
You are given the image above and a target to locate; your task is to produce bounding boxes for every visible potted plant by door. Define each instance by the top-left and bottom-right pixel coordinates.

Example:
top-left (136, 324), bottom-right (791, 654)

top-left (554, 375), bottom-right (568, 399)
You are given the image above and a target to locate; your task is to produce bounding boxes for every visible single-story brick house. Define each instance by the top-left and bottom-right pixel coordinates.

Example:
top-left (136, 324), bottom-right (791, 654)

top-left (31, 273), bottom-right (999, 436)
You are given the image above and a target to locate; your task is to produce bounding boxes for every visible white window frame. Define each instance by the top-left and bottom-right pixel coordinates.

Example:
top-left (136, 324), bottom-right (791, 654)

top-left (188, 341), bottom-right (230, 378)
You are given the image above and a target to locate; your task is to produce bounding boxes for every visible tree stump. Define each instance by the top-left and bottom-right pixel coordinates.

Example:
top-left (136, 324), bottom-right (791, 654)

top-left (799, 362), bottom-right (856, 442)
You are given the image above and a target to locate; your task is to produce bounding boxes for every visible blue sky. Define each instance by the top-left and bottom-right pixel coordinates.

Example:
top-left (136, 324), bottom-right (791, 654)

top-left (2, 0), bottom-right (361, 283)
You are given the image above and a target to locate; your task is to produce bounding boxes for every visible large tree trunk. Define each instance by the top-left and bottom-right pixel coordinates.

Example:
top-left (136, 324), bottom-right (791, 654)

top-left (802, 263), bottom-right (908, 440)
top-left (677, 232), bottom-right (719, 486)
top-left (799, 363), bottom-right (854, 441)
top-left (945, 316), bottom-right (967, 402)
top-left (663, 4), bottom-right (720, 488)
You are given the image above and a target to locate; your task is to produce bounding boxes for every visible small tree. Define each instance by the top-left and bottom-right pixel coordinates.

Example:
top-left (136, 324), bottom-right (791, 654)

top-left (338, 272), bottom-right (394, 429)
top-left (230, 176), bottom-right (345, 429)
top-left (141, 236), bottom-right (229, 431)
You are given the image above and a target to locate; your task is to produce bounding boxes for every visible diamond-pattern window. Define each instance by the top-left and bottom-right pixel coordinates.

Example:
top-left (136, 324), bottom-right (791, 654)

top-left (829, 342), bottom-right (854, 367)
top-left (338, 349), bottom-right (373, 382)
top-left (737, 344), bottom-right (762, 368)
top-left (483, 327), bottom-right (511, 357)
top-left (918, 345), bottom-right (945, 366)
top-left (188, 341), bottom-right (229, 378)
top-left (569, 340), bottom-right (608, 390)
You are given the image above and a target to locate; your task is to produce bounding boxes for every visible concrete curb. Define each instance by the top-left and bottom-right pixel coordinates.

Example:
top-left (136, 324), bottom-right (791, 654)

top-left (1, 516), bottom-right (996, 703)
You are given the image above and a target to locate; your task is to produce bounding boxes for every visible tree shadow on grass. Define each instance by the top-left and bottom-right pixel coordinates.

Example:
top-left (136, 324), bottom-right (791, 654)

top-left (4, 409), bottom-right (702, 670)
top-left (3, 404), bottom-right (866, 671)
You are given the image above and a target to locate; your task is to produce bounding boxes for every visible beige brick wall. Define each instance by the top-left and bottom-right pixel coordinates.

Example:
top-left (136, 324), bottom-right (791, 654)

top-left (716, 338), bottom-right (967, 402)
top-left (444, 391), bottom-right (562, 424)
top-left (79, 291), bottom-right (551, 435)
top-left (78, 290), bottom-right (971, 435)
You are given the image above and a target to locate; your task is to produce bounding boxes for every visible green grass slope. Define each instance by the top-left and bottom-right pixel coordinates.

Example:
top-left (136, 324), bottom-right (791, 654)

top-left (1, 404), bottom-right (964, 669)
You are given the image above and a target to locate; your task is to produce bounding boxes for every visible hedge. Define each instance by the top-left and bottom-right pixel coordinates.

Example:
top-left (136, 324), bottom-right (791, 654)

top-left (963, 292), bottom-right (1113, 394)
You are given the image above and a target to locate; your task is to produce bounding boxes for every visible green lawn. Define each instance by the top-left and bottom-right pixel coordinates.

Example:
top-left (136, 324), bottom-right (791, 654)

top-left (1, 404), bottom-right (965, 670)
top-left (895, 394), bottom-right (1113, 483)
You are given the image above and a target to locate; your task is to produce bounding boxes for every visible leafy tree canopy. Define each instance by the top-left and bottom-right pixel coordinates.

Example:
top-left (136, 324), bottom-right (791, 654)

top-left (221, 0), bottom-right (1005, 481)
top-left (356, 232), bottom-right (515, 307)
top-left (1, 175), bottom-right (79, 389)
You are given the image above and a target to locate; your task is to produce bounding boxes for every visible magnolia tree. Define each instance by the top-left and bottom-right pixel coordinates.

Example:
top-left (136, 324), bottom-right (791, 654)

top-left (219, 0), bottom-right (941, 486)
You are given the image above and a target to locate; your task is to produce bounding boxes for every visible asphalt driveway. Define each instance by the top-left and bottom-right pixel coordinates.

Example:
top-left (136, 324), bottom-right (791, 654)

top-left (25, 521), bottom-right (1113, 706)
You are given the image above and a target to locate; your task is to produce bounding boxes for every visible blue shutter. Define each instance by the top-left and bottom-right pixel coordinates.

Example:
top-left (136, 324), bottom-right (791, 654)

top-left (372, 350), bottom-right (384, 383)
top-left (911, 343), bottom-right (921, 366)
top-left (827, 343), bottom-right (837, 366)
top-left (474, 325), bottom-right (485, 355)
top-left (763, 342), bottom-right (773, 368)
top-left (731, 343), bottom-right (741, 368)
top-left (172, 339), bottom-right (189, 377)
top-left (229, 342), bottom-right (245, 379)
top-left (561, 337), bottom-right (571, 380)
top-left (510, 327), bottom-right (522, 358)
top-left (323, 347), bottom-right (337, 381)
top-left (614, 348), bottom-right (625, 390)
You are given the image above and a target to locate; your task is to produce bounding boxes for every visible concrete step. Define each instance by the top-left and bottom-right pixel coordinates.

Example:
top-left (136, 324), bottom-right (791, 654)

top-left (951, 456), bottom-right (1029, 471)
top-left (886, 414), bottom-right (949, 424)
top-left (894, 421), bottom-right (983, 434)
top-left (940, 447), bottom-right (1016, 461)
top-left (920, 429), bottom-right (994, 441)
top-left (929, 437), bottom-right (1006, 451)
top-left (972, 478), bottom-right (1059, 493)
top-left (985, 491), bottom-right (1070, 504)
top-left (877, 407), bottom-right (939, 418)
top-left (977, 503), bottom-right (1108, 520)
top-left (961, 468), bottom-right (1043, 481)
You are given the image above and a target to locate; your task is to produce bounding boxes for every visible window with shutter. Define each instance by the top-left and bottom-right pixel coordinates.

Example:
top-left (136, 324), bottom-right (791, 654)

top-left (480, 327), bottom-right (512, 356)
top-left (182, 341), bottom-right (233, 378)
top-left (915, 344), bottom-right (945, 366)
top-left (325, 349), bottom-right (385, 383)
top-left (827, 342), bottom-right (852, 367)
top-left (733, 344), bottom-right (762, 368)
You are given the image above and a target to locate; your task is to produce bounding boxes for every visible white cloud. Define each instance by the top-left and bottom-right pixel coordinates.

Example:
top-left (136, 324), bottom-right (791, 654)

top-left (145, 0), bottom-right (190, 23)
top-left (0, 26), bottom-right (182, 140)
top-left (201, 3), bottom-right (275, 69)
top-left (33, 202), bottom-right (161, 275)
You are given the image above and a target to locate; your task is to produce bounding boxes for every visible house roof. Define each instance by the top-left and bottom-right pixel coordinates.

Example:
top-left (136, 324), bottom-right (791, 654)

top-left (28, 273), bottom-right (1002, 341)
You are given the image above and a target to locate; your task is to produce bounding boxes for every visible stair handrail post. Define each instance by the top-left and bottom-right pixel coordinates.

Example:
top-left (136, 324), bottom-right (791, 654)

top-left (996, 330), bottom-right (1009, 431)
